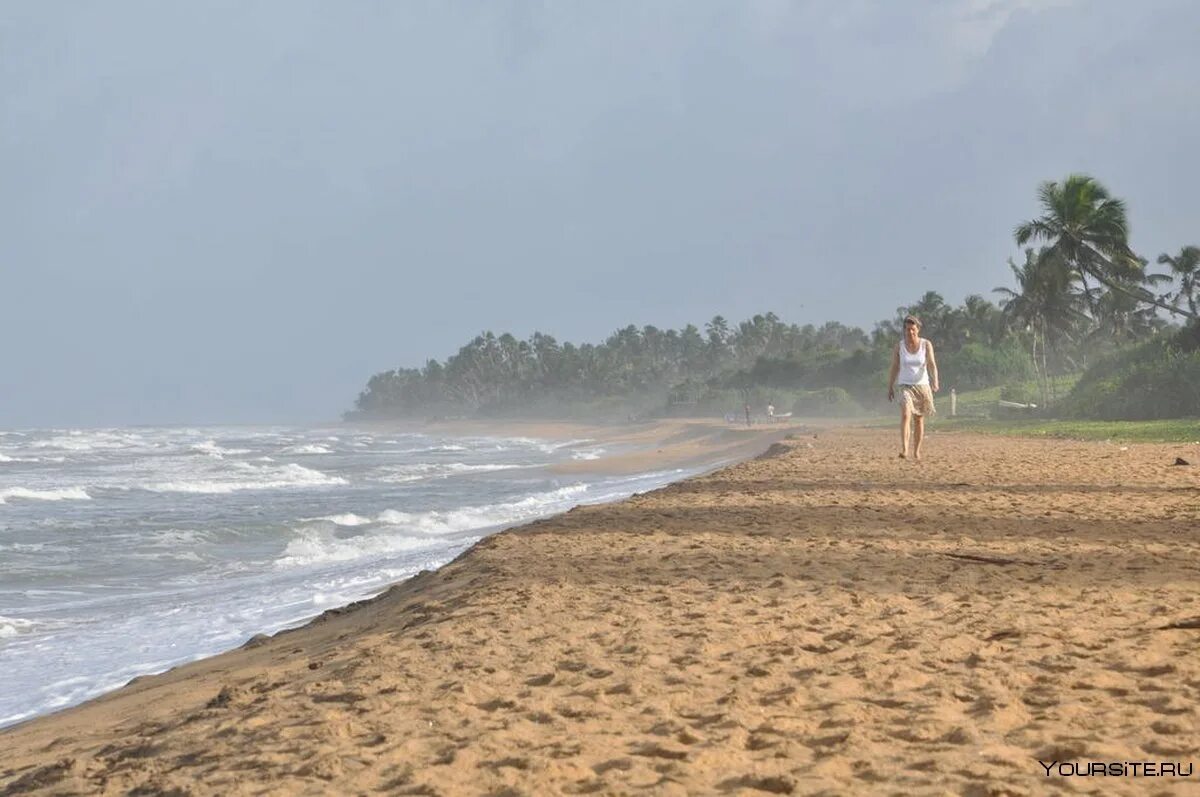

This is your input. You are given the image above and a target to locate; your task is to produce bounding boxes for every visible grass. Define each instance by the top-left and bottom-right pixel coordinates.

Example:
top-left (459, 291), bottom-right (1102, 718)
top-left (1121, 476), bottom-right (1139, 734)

top-left (949, 374), bottom-right (1081, 417)
top-left (934, 417), bottom-right (1200, 443)
top-left (934, 373), bottom-right (1200, 442)
top-left (846, 373), bottom-right (1199, 443)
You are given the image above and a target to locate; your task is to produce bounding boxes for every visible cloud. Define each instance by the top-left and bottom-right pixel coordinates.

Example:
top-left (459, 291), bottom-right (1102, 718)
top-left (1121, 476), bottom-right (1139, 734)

top-left (726, 0), bottom-right (1080, 108)
top-left (946, 0), bottom-right (1078, 60)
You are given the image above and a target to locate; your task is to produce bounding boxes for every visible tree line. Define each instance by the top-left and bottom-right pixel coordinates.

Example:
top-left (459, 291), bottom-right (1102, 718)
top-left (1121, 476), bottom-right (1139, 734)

top-left (350, 174), bottom-right (1198, 419)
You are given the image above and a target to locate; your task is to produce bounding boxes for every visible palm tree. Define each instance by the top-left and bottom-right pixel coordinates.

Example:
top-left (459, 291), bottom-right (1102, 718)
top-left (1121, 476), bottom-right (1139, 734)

top-left (1157, 246), bottom-right (1200, 317)
top-left (906, 291), bottom-right (951, 339)
top-left (957, 294), bottom-right (1003, 346)
top-left (705, 316), bottom-right (730, 346)
top-left (705, 315), bottom-right (732, 371)
top-left (995, 248), bottom-right (1088, 405)
top-left (1015, 175), bottom-right (1196, 319)
top-left (1087, 285), bottom-right (1167, 346)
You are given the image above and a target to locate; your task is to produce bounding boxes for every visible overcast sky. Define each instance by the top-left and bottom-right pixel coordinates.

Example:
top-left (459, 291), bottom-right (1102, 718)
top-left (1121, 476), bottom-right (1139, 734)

top-left (2, 1), bottom-right (1197, 427)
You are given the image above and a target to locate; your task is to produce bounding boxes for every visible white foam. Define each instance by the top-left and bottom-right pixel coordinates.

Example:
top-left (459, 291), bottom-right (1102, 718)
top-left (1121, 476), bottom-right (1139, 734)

top-left (493, 436), bottom-right (597, 453)
top-left (374, 483), bottom-right (590, 536)
top-left (0, 616), bottom-right (40, 638)
top-left (374, 462), bottom-right (525, 483)
top-left (312, 591), bottom-right (358, 607)
top-left (283, 444), bottom-right (332, 455)
top-left (143, 463), bottom-right (346, 494)
top-left (325, 513), bottom-right (372, 527)
top-left (129, 550), bottom-right (205, 563)
top-left (30, 431), bottom-right (146, 452)
top-left (275, 531), bottom-right (441, 568)
top-left (571, 447), bottom-right (606, 461)
top-left (0, 486), bottom-right (91, 504)
top-left (0, 422), bottom-right (709, 729)
top-left (275, 484), bottom-right (590, 568)
top-left (190, 440), bottom-right (251, 458)
top-left (543, 437), bottom-right (596, 452)
top-left (147, 529), bottom-right (209, 546)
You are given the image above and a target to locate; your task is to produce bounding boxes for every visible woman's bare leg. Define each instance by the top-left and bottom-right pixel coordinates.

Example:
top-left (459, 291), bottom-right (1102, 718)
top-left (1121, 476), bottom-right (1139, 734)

top-left (913, 415), bottom-right (925, 460)
top-left (899, 405), bottom-right (911, 458)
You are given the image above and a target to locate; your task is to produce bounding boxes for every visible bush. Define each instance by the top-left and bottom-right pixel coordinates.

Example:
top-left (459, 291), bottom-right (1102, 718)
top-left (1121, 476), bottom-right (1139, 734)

top-left (1176, 319), bottom-right (1200, 353)
top-left (1061, 336), bottom-right (1200, 420)
top-left (942, 341), bottom-right (1035, 391)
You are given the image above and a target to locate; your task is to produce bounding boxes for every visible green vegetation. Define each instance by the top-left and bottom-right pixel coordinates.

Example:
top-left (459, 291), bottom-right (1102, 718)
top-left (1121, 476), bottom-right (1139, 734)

top-left (936, 417), bottom-right (1200, 443)
top-left (1058, 323), bottom-right (1200, 420)
top-left (949, 374), bottom-right (1081, 417)
top-left (350, 174), bottom-right (1199, 424)
top-left (348, 299), bottom-right (1016, 420)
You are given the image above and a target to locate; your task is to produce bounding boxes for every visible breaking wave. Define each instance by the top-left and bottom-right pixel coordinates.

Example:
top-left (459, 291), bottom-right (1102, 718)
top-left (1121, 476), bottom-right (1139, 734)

top-left (143, 463), bottom-right (346, 494)
top-left (0, 487), bottom-right (91, 504)
top-left (30, 431), bottom-right (147, 452)
top-left (373, 462), bottom-right (527, 483)
top-left (275, 484), bottom-right (590, 568)
top-left (190, 440), bottom-right (252, 458)
top-left (282, 444), bottom-right (333, 455)
top-left (0, 616), bottom-right (40, 638)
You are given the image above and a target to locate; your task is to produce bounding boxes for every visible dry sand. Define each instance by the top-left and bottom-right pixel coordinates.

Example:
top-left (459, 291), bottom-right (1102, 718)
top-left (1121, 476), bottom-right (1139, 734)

top-left (2, 425), bottom-right (1199, 796)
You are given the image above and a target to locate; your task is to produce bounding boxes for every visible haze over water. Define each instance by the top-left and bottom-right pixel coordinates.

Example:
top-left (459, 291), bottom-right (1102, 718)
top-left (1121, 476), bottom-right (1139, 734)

top-left (0, 424), bottom-right (692, 727)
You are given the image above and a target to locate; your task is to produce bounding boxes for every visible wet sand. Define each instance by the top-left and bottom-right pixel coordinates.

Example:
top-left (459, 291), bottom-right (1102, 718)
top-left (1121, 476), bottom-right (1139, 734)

top-left (375, 417), bottom-right (799, 475)
top-left (2, 426), bottom-right (1199, 795)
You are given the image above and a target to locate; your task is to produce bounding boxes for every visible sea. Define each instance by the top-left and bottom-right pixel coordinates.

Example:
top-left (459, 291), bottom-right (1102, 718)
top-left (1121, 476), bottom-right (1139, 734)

top-left (0, 424), bottom-right (696, 728)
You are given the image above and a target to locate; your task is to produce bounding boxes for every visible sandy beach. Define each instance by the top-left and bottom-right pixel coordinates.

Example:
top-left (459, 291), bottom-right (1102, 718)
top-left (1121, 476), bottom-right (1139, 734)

top-left (3, 424), bottom-right (1199, 795)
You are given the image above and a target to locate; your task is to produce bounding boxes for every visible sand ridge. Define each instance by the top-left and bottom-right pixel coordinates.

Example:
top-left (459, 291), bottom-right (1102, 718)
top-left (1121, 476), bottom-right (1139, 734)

top-left (2, 427), bottom-right (1199, 795)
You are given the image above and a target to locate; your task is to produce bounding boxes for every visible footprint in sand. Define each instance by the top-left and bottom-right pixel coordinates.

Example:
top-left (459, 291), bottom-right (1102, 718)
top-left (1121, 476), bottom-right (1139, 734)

top-left (715, 774), bottom-right (796, 794)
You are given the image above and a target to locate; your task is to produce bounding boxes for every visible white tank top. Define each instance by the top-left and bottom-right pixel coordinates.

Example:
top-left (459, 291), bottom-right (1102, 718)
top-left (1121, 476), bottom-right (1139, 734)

top-left (898, 338), bottom-right (929, 386)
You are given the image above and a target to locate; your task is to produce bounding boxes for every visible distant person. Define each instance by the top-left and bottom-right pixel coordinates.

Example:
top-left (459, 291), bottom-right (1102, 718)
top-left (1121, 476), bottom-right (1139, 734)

top-left (766, 403), bottom-right (775, 419)
top-left (744, 403), bottom-right (751, 428)
top-left (887, 314), bottom-right (939, 460)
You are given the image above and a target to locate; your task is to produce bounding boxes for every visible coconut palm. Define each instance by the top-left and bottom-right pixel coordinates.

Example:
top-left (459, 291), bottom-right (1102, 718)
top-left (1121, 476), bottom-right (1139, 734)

top-left (1015, 175), bottom-right (1196, 319)
top-left (957, 294), bottom-right (1004, 346)
top-left (1087, 284), bottom-right (1168, 346)
top-left (906, 291), bottom-right (952, 343)
top-left (1157, 245), bottom-right (1200, 317)
top-left (995, 248), bottom-right (1088, 404)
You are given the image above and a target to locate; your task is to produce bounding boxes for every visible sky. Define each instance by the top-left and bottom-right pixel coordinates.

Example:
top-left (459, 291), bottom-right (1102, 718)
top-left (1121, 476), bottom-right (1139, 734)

top-left (2, 0), bottom-right (1198, 427)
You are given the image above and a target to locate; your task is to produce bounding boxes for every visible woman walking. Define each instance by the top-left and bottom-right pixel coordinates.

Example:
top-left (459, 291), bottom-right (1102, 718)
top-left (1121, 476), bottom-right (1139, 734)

top-left (887, 315), bottom-right (939, 460)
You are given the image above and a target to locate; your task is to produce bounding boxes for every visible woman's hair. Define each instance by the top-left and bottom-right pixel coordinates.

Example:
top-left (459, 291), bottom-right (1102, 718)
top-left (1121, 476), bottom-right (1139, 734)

top-left (903, 314), bottom-right (921, 328)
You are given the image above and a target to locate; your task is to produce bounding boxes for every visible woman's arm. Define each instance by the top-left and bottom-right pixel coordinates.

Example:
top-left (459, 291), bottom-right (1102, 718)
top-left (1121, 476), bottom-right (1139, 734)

top-left (926, 340), bottom-right (939, 392)
top-left (887, 344), bottom-right (900, 401)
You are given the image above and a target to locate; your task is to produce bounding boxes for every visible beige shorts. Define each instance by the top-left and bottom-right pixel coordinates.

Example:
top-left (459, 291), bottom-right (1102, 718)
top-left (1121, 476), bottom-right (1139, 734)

top-left (900, 384), bottom-right (936, 417)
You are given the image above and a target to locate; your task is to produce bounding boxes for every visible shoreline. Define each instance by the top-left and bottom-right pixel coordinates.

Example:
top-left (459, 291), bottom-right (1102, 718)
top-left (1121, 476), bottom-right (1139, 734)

top-left (3, 425), bottom-right (1198, 795)
top-left (351, 415), bottom-right (806, 477)
top-left (0, 419), bottom-right (790, 730)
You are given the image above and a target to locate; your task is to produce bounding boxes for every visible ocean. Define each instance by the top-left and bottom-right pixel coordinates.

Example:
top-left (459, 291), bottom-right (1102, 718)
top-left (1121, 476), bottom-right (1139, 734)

top-left (0, 424), bottom-right (694, 728)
